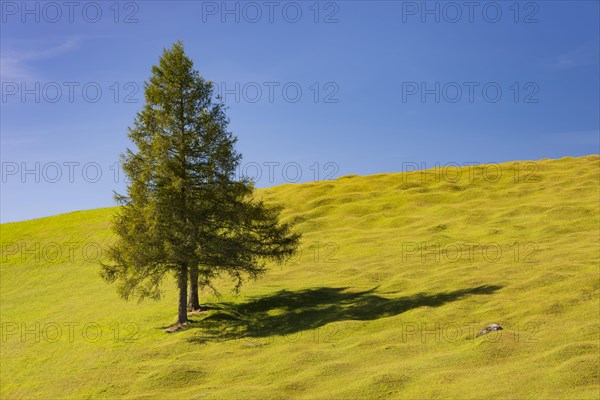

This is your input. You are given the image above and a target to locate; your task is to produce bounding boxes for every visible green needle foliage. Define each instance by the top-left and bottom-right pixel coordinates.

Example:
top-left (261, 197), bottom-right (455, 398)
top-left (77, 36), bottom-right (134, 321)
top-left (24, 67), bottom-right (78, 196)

top-left (100, 41), bottom-right (300, 326)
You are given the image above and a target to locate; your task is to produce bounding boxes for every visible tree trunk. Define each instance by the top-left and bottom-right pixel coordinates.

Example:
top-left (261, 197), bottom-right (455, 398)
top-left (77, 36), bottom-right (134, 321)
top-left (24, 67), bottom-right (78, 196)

top-left (188, 266), bottom-right (201, 311)
top-left (177, 264), bottom-right (188, 325)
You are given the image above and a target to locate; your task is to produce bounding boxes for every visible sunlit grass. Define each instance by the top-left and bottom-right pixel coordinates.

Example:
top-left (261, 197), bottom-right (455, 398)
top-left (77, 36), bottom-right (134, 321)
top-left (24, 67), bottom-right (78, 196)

top-left (1, 155), bottom-right (599, 399)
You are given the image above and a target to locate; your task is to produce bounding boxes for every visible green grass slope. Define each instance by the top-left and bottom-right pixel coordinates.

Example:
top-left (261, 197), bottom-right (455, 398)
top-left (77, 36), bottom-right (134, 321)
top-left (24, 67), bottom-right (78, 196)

top-left (1, 155), bottom-right (599, 399)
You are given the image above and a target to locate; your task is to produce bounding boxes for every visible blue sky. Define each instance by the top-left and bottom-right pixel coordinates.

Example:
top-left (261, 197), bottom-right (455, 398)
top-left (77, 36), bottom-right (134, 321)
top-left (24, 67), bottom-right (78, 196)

top-left (1, 0), bottom-right (599, 223)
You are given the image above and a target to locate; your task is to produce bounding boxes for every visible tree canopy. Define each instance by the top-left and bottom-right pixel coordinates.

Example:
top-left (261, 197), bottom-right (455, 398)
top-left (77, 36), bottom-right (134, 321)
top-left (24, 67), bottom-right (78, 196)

top-left (101, 41), bottom-right (300, 327)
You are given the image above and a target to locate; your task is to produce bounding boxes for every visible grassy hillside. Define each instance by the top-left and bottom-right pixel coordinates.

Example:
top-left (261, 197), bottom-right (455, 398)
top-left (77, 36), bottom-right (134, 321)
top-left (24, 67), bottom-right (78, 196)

top-left (1, 155), bottom-right (599, 399)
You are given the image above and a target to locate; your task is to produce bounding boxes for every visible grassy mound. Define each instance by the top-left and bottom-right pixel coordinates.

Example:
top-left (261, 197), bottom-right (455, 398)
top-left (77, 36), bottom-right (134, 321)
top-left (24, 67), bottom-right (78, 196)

top-left (1, 155), bottom-right (598, 399)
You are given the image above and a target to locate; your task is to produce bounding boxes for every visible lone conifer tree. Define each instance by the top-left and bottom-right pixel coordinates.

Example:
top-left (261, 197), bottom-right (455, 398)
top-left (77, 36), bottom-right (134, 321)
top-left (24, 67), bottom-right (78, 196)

top-left (101, 42), bottom-right (300, 327)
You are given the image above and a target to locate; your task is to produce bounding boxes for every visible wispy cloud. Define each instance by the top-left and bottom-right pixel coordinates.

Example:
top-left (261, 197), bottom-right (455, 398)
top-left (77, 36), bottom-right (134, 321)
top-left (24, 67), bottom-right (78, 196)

top-left (548, 41), bottom-right (599, 71)
top-left (0, 137), bottom-right (37, 146)
top-left (0, 38), bottom-right (81, 81)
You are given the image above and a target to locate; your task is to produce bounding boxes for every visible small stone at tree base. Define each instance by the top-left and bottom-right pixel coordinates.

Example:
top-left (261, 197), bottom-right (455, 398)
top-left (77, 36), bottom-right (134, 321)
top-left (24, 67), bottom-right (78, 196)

top-left (477, 323), bottom-right (503, 337)
top-left (165, 322), bottom-right (188, 333)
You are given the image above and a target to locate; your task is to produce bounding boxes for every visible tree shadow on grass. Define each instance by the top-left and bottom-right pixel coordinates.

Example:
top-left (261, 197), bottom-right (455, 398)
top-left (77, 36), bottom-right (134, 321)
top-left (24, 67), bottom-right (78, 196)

top-left (186, 285), bottom-right (502, 343)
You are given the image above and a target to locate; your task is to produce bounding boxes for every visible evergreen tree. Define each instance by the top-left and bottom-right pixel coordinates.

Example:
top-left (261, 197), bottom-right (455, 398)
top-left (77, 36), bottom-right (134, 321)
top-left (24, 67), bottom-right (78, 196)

top-left (101, 42), bottom-right (300, 327)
